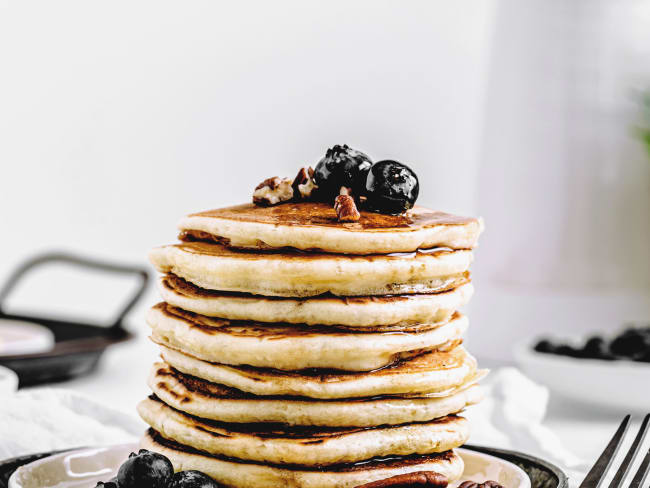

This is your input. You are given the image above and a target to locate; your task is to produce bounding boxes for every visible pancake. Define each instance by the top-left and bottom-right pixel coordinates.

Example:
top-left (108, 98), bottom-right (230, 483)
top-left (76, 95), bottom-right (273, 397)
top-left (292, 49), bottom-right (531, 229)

top-left (158, 344), bottom-right (484, 399)
top-left (142, 429), bottom-right (465, 488)
top-left (177, 202), bottom-right (483, 255)
top-left (158, 273), bottom-right (473, 329)
top-left (147, 303), bottom-right (468, 371)
top-left (148, 362), bottom-right (484, 427)
top-left (138, 397), bottom-right (469, 465)
top-left (148, 242), bottom-right (473, 297)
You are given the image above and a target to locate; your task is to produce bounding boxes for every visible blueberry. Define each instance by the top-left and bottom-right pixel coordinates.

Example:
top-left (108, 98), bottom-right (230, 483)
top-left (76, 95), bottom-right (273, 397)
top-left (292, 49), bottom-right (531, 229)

top-left (95, 481), bottom-right (118, 488)
top-left (581, 336), bottom-right (616, 360)
top-left (95, 478), bottom-right (119, 488)
top-left (636, 350), bottom-right (650, 363)
top-left (555, 344), bottom-right (582, 358)
top-left (610, 329), bottom-right (650, 359)
top-left (365, 160), bottom-right (419, 215)
top-left (117, 450), bottom-right (173, 488)
top-left (583, 336), bottom-right (605, 351)
top-left (313, 144), bottom-right (372, 200)
top-left (533, 339), bottom-right (556, 354)
top-left (169, 470), bottom-right (221, 488)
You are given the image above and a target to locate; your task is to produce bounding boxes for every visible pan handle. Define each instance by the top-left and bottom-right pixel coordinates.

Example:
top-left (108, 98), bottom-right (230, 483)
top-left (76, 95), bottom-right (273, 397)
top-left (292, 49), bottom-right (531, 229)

top-left (0, 252), bottom-right (150, 330)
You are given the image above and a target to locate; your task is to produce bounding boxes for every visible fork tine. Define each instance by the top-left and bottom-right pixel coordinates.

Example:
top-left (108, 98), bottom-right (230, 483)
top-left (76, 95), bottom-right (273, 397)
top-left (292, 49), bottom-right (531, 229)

top-left (579, 415), bottom-right (631, 488)
top-left (607, 414), bottom-right (650, 488)
top-left (628, 447), bottom-right (650, 488)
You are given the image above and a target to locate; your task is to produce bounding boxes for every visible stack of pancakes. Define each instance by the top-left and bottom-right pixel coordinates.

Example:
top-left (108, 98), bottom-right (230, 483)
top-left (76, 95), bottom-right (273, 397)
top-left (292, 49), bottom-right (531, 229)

top-left (139, 202), bottom-right (485, 488)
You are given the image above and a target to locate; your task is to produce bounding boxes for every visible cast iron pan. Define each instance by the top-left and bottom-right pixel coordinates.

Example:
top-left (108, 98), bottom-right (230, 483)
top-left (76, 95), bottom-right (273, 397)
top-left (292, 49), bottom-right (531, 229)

top-left (0, 252), bottom-right (149, 386)
top-left (0, 445), bottom-right (569, 488)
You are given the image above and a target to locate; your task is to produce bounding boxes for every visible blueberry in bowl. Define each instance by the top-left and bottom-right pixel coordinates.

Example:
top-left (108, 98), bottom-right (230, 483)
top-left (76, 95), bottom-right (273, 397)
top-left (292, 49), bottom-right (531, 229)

top-left (533, 339), bottom-right (556, 354)
top-left (582, 336), bottom-right (616, 360)
top-left (313, 144), bottom-right (373, 200)
top-left (609, 327), bottom-right (650, 359)
top-left (365, 160), bottom-right (419, 215)
top-left (533, 323), bottom-right (650, 362)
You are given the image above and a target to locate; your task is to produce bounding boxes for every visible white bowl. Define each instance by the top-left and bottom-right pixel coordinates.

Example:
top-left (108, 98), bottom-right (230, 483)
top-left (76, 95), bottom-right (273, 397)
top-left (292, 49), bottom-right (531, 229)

top-left (515, 341), bottom-right (650, 412)
top-left (9, 443), bottom-right (530, 488)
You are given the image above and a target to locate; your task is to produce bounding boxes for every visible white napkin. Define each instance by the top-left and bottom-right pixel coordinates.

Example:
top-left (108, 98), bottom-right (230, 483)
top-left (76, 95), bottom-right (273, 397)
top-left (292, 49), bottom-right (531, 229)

top-left (0, 388), bottom-right (142, 460)
top-left (466, 367), bottom-right (590, 483)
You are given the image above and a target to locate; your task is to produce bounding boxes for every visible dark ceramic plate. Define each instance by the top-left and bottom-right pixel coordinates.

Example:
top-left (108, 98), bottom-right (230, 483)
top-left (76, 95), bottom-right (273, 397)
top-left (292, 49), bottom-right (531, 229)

top-left (0, 444), bottom-right (568, 488)
top-left (0, 252), bottom-right (149, 386)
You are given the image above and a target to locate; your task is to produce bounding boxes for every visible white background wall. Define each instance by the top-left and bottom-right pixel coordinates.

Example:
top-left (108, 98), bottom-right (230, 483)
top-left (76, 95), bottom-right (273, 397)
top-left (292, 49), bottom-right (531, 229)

top-left (471, 0), bottom-right (650, 358)
top-left (0, 0), bottom-right (648, 361)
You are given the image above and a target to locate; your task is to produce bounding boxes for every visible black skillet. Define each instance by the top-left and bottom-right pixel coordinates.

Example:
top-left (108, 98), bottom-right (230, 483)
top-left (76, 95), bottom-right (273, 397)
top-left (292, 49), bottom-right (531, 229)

top-left (0, 252), bottom-right (149, 386)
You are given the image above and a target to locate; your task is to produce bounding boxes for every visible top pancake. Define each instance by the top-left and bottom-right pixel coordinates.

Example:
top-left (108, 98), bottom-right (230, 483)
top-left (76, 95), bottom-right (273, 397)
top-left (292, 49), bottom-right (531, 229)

top-left (178, 202), bottom-right (483, 254)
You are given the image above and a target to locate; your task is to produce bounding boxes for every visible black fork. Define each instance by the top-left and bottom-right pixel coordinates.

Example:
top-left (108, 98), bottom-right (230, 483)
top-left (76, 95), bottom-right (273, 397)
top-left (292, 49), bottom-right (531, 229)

top-left (579, 414), bottom-right (650, 488)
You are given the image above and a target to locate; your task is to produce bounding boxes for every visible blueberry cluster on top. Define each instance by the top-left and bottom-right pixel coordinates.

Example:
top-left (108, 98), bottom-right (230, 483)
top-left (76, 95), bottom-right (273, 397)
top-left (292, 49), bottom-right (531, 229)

top-left (534, 324), bottom-right (650, 362)
top-left (314, 144), bottom-right (419, 215)
top-left (95, 449), bottom-right (220, 488)
top-left (252, 144), bottom-right (420, 219)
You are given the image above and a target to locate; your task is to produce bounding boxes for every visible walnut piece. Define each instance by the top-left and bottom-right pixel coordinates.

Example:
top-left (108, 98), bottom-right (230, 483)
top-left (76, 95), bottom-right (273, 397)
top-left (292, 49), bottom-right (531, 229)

top-left (253, 176), bottom-right (294, 206)
top-left (334, 194), bottom-right (360, 222)
top-left (292, 166), bottom-right (317, 200)
top-left (354, 471), bottom-right (449, 488)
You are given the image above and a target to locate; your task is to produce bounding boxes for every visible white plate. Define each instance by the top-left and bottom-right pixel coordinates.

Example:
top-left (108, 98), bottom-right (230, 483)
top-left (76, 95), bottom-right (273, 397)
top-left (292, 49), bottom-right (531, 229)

top-left (9, 443), bottom-right (530, 488)
top-left (515, 341), bottom-right (650, 412)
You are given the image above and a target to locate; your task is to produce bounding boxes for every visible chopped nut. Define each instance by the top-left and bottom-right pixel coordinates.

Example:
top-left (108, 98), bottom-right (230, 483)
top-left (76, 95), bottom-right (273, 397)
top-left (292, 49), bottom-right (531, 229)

top-left (354, 471), bottom-right (449, 487)
top-left (459, 482), bottom-right (479, 488)
top-left (458, 481), bottom-right (504, 488)
top-left (334, 194), bottom-right (360, 222)
top-left (481, 482), bottom-right (504, 488)
top-left (292, 166), bottom-right (317, 200)
top-left (253, 176), bottom-right (294, 206)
